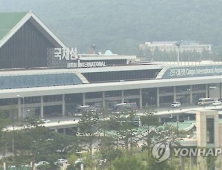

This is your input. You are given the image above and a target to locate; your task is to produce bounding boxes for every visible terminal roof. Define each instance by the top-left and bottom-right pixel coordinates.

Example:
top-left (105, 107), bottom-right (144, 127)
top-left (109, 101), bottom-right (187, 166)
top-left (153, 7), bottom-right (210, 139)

top-left (0, 11), bottom-right (66, 49)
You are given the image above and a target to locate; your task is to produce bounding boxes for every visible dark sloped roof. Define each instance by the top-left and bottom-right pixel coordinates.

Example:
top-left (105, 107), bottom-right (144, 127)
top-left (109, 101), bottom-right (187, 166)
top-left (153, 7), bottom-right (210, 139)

top-left (0, 11), bottom-right (66, 48)
top-left (0, 12), bottom-right (28, 41)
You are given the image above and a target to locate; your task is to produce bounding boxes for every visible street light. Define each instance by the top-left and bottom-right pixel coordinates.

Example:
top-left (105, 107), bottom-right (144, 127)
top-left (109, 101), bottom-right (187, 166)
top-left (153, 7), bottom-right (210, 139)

top-left (175, 41), bottom-right (181, 64)
top-left (17, 95), bottom-right (24, 119)
top-left (169, 110), bottom-right (179, 137)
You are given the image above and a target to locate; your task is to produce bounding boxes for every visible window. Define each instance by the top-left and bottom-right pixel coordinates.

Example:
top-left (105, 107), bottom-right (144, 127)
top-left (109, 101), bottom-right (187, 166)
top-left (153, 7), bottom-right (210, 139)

top-left (207, 118), bottom-right (214, 144)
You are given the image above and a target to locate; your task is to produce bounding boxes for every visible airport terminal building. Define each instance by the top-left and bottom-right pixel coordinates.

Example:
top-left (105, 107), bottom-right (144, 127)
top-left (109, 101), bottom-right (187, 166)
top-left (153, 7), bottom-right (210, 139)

top-left (1, 12), bottom-right (222, 118)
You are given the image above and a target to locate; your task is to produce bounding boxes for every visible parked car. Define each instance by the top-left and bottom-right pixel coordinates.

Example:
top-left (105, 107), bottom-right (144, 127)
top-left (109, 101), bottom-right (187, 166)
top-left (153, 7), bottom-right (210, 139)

top-left (55, 158), bottom-right (68, 166)
top-left (198, 98), bottom-right (214, 106)
top-left (35, 161), bottom-right (49, 167)
top-left (37, 119), bottom-right (50, 123)
top-left (41, 119), bottom-right (51, 123)
top-left (74, 105), bottom-right (91, 116)
top-left (212, 100), bottom-right (222, 106)
top-left (171, 102), bottom-right (181, 108)
top-left (21, 164), bottom-right (31, 168)
top-left (99, 159), bottom-right (107, 166)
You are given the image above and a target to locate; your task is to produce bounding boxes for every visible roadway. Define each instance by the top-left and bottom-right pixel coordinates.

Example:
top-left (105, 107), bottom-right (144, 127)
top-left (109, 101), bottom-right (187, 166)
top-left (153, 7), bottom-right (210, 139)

top-left (41, 104), bottom-right (222, 129)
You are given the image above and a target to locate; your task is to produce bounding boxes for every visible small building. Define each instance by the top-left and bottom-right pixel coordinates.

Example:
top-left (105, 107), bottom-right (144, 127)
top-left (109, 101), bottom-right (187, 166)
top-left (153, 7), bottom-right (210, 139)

top-left (140, 41), bottom-right (212, 54)
top-left (196, 110), bottom-right (222, 170)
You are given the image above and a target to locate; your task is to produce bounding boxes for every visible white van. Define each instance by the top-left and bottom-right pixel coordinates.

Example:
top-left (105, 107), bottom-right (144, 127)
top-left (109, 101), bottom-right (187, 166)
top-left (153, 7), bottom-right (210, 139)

top-left (171, 102), bottom-right (181, 108)
top-left (197, 98), bottom-right (214, 106)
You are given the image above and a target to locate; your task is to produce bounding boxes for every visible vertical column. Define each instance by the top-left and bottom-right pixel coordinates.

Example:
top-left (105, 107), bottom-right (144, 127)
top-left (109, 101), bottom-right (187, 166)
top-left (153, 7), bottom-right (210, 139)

top-left (139, 89), bottom-right (142, 109)
top-left (157, 87), bottom-right (159, 107)
top-left (190, 85), bottom-right (193, 104)
top-left (30, 162), bottom-right (33, 169)
top-left (180, 156), bottom-right (185, 170)
top-left (173, 86), bottom-right (176, 101)
top-left (55, 128), bottom-right (58, 133)
top-left (82, 93), bottom-right (85, 105)
top-left (138, 117), bottom-right (142, 127)
top-left (62, 94), bottom-right (65, 117)
top-left (190, 156), bottom-right (193, 170)
top-left (121, 90), bottom-right (124, 103)
top-left (102, 91), bottom-right (105, 108)
top-left (22, 97), bottom-right (24, 119)
top-left (177, 115), bottom-right (179, 121)
top-left (176, 115), bottom-right (179, 136)
top-left (63, 128), bottom-right (66, 135)
top-left (206, 84), bottom-right (209, 98)
top-left (40, 96), bottom-right (44, 118)
top-left (3, 162), bottom-right (6, 170)
top-left (18, 98), bottom-right (21, 119)
top-left (81, 164), bottom-right (84, 170)
top-left (220, 83), bottom-right (222, 99)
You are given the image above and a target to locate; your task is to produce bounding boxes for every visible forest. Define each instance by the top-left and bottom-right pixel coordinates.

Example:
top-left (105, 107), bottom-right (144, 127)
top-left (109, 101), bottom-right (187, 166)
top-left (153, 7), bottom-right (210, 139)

top-left (1, 0), bottom-right (222, 57)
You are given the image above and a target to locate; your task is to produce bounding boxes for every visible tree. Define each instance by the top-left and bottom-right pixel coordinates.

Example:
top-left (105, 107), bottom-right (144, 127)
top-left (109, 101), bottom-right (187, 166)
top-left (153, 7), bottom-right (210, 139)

top-left (82, 152), bottom-right (98, 170)
top-left (108, 111), bottom-right (138, 156)
top-left (0, 107), bottom-right (22, 168)
top-left (77, 111), bottom-right (100, 155)
top-left (0, 109), bottom-right (11, 162)
top-left (67, 154), bottom-right (79, 170)
top-left (139, 112), bottom-right (160, 157)
top-left (2, 122), bottom-right (78, 170)
top-left (147, 155), bottom-right (175, 170)
top-left (111, 154), bottom-right (146, 170)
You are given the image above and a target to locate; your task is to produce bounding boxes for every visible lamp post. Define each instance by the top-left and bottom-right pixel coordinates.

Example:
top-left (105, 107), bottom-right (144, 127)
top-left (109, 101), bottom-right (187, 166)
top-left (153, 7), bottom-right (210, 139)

top-left (17, 95), bottom-right (24, 119)
top-left (169, 110), bottom-right (179, 137)
top-left (175, 41), bottom-right (181, 65)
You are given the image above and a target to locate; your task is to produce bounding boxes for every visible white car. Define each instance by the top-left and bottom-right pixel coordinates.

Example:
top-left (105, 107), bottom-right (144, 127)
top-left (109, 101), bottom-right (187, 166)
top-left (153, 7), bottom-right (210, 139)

top-left (35, 161), bottom-right (49, 167)
top-left (212, 100), bottom-right (222, 106)
top-left (99, 159), bottom-right (107, 166)
top-left (55, 158), bottom-right (68, 165)
top-left (74, 113), bottom-right (83, 117)
top-left (21, 164), bottom-right (31, 168)
top-left (171, 102), bottom-right (181, 108)
top-left (40, 119), bottom-right (51, 123)
top-left (58, 158), bottom-right (68, 163)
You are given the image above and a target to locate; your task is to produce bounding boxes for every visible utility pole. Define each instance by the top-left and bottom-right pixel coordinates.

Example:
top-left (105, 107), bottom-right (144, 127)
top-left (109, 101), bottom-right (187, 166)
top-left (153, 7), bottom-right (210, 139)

top-left (175, 41), bottom-right (181, 65)
top-left (177, 119), bottom-right (179, 137)
top-left (17, 95), bottom-right (25, 120)
top-left (176, 114), bottom-right (179, 137)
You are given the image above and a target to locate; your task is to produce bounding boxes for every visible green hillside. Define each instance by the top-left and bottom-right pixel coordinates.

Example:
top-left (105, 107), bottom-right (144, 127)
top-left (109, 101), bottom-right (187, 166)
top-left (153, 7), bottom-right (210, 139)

top-left (1, 0), bottom-right (222, 54)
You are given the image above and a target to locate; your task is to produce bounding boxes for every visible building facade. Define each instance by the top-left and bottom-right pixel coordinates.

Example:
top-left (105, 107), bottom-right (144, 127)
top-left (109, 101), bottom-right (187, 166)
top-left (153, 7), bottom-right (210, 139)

top-left (0, 12), bottom-right (222, 120)
top-left (196, 110), bottom-right (222, 170)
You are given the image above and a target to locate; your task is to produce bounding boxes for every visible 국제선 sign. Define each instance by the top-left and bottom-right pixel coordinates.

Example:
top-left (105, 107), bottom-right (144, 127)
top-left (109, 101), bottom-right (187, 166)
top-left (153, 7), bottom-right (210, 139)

top-left (47, 48), bottom-right (106, 68)
top-left (161, 65), bottom-right (222, 79)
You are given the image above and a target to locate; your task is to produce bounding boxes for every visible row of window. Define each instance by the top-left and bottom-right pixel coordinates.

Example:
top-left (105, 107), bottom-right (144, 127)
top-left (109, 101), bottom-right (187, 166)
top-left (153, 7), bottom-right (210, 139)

top-left (83, 69), bottom-right (160, 82)
top-left (159, 85), bottom-right (208, 93)
top-left (0, 73), bottom-right (83, 89)
top-left (84, 90), bottom-right (141, 99)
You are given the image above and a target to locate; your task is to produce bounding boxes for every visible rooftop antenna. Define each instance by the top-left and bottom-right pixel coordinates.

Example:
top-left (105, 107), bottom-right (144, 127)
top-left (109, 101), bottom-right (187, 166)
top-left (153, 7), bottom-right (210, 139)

top-left (91, 44), bottom-right (96, 54)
